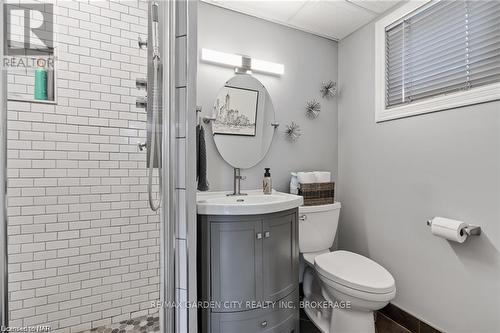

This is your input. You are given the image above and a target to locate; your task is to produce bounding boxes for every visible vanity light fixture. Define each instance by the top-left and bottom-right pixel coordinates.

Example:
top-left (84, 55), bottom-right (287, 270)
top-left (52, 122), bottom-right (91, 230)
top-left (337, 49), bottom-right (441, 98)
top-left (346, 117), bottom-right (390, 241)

top-left (201, 48), bottom-right (284, 76)
top-left (201, 48), bottom-right (242, 68)
top-left (251, 58), bottom-right (284, 75)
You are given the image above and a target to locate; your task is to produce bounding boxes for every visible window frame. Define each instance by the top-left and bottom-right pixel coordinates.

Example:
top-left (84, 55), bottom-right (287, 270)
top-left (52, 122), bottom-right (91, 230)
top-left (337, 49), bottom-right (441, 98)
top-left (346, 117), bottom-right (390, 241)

top-left (374, 0), bottom-right (500, 122)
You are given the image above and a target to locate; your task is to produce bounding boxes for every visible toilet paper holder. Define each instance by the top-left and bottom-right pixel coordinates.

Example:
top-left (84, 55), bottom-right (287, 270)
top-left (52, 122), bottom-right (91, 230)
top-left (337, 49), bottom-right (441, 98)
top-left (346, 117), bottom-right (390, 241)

top-left (426, 220), bottom-right (481, 236)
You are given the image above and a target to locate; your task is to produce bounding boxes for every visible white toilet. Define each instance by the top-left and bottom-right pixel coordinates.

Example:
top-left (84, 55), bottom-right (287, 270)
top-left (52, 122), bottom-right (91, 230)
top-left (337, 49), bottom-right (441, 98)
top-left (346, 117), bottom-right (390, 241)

top-left (299, 203), bottom-right (396, 333)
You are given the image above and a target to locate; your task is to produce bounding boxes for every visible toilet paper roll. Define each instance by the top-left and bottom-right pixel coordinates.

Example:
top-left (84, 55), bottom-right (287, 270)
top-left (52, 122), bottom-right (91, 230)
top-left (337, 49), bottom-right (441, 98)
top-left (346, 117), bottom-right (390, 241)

top-left (430, 217), bottom-right (467, 243)
top-left (314, 171), bottom-right (331, 183)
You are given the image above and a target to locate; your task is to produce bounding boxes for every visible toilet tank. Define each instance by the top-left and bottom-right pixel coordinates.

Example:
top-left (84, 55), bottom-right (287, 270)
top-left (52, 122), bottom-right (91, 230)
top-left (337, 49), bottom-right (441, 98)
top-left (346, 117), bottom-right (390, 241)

top-left (298, 202), bottom-right (341, 253)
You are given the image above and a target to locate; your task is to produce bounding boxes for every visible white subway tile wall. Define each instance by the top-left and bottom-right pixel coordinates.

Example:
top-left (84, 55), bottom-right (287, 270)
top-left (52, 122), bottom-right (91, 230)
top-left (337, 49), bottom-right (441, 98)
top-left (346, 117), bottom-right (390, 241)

top-left (3, 1), bottom-right (190, 332)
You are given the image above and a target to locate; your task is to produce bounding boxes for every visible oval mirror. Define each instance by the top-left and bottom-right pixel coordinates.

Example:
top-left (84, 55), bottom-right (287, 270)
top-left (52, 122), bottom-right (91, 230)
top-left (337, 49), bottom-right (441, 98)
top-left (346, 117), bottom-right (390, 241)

top-left (211, 74), bottom-right (276, 169)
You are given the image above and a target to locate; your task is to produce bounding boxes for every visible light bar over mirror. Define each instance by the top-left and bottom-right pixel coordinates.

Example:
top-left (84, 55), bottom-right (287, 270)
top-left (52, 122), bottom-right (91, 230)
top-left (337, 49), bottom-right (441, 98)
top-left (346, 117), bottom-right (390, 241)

top-left (201, 48), bottom-right (284, 75)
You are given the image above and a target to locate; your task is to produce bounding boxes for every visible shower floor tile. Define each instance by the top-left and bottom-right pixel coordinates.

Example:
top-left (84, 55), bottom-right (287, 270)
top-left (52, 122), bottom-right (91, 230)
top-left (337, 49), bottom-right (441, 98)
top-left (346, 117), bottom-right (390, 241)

top-left (78, 315), bottom-right (160, 333)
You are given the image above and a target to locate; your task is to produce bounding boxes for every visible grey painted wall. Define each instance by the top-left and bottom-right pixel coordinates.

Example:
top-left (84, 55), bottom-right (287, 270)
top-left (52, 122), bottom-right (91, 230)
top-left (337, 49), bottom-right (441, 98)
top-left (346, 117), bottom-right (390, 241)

top-left (197, 3), bottom-right (338, 192)
top-left (338, 20), bottom-right (500, 333)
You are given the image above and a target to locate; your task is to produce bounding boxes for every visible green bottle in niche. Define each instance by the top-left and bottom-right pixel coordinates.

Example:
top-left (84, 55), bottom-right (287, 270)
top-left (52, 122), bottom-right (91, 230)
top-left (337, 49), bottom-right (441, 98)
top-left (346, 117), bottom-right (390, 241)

top-left (34, 67), bottom-right (48, 100)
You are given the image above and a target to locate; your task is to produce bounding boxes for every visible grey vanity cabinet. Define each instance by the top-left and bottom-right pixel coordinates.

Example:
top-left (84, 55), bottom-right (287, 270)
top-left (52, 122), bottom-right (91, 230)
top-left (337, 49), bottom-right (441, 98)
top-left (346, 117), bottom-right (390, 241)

top-left (210, 220), bottom-right (263, 308)
top-left (198, 208), bottom-right (299, 333)
top-left (263, 214), bottom-right (298, 303)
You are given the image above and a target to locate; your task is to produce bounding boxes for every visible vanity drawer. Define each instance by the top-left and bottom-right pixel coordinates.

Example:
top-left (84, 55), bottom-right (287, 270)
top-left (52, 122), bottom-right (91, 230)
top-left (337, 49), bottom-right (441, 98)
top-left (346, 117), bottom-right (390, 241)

top-left (210, 291), bottom-right (299, 333)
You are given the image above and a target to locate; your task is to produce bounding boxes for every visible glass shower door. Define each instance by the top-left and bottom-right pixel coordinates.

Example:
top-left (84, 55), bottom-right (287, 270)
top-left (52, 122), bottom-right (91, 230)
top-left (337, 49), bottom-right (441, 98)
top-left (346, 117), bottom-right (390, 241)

top-left (0, 0), bottom-right (176, 332)
top-left (1, 1), bottom-right (8, 327)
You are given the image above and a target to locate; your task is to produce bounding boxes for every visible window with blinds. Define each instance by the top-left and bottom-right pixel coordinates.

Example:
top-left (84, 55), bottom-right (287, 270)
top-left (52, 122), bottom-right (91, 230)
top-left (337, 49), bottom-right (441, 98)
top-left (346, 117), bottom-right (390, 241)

top-left (385, 0), bottom-right (500, 109)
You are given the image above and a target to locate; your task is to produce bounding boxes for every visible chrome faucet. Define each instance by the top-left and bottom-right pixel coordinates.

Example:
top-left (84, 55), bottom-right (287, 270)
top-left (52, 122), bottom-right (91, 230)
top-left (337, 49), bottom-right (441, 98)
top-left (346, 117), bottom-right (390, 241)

top-left (228, 168), bottom-right (247, 196)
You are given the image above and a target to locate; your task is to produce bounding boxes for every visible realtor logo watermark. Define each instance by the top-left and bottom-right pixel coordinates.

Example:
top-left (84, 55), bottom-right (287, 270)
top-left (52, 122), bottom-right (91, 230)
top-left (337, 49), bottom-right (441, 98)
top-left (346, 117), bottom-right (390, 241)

top-left (4, 3), bottom-right (53, 55)
top-left (3, 3), bottom-right (55, 69)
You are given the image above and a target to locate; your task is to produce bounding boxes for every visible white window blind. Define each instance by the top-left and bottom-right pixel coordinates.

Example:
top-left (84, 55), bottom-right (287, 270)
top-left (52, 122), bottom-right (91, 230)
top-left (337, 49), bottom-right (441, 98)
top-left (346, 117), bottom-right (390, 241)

top-left (385, 0), bottom-right (500, 108)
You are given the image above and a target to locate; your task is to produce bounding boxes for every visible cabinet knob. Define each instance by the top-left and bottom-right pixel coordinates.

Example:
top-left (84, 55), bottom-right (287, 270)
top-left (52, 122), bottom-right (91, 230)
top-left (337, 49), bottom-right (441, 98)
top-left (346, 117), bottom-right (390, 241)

top-left (299, 214), bottom-right (307, 222)
top-left (264, 231), bottom-right (270, 238)
top-left (260, 320), bottom-right (267, 328)
top-left (256, 232), bottom-right (262, 240)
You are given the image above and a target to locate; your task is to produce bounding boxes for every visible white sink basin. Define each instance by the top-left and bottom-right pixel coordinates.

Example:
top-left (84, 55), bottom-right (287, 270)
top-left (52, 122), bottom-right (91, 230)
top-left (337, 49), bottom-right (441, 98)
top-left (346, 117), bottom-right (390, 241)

top-left (197, 189), bottom-right (303, 215)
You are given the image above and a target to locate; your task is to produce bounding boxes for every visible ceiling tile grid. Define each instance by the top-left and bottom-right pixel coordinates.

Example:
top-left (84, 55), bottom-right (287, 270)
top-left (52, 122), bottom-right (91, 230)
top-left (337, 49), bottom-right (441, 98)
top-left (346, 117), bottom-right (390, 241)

top-left (202, 0), bottom-right (402, 40)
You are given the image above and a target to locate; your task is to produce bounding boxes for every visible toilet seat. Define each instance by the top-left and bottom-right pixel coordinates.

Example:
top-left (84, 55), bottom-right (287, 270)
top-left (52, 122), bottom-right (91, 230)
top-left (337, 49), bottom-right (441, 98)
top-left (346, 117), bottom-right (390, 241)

top-left (302, 250), bottom-right (329, 266)
top-left (317, 273), bottom-right (396, 302)
top-left (314, 250), bottom-right (396, 295)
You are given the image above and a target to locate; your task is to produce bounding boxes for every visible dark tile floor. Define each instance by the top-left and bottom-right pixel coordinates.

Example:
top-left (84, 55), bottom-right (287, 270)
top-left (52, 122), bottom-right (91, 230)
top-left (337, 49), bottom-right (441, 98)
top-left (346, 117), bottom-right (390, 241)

top-left (299, 308), bottom-right (321, 333)
top-left (77, 315), bottom-right (160, 333)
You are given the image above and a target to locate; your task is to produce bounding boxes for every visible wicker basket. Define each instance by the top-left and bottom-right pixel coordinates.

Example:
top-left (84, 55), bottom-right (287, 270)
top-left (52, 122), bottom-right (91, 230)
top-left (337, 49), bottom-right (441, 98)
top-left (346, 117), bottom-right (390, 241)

top-left (298, 182), bottom-right (335, 206)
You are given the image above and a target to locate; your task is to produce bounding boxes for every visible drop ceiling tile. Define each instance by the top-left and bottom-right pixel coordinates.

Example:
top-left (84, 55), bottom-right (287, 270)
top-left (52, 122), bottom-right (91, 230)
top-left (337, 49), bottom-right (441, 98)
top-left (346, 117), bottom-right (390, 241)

top-left (287, 0), bottom-right (377, 39)
top-left (347, 0), bottom-right (401, 14)
top-left (208, 0), bottom-right (308, 22)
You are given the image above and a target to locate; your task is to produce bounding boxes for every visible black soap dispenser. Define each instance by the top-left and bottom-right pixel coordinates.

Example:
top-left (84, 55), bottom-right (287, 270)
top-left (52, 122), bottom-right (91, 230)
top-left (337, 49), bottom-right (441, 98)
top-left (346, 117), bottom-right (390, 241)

top-left (263, 168), bottom-right (272, 195)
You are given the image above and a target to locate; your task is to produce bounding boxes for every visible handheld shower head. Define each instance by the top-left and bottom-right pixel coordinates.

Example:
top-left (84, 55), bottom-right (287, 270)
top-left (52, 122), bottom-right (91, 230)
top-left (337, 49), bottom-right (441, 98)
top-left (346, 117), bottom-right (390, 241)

top-left (151, 2), bottom-right (160, 59)
top-left (152, 2), bottom-right (159, 22)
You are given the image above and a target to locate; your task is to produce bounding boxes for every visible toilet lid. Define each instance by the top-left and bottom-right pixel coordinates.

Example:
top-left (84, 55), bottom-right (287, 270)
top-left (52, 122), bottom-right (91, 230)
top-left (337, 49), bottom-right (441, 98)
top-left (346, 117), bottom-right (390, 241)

top-left (314, 250), bottom-right (395, 294)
